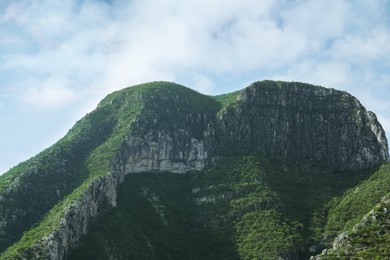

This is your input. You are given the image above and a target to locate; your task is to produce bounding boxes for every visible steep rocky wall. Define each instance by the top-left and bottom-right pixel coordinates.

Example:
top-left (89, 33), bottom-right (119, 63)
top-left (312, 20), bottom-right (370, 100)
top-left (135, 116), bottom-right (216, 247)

top-left (123, 133), bottom-right (208, 173)
top-left (118, 105), bottom-right (217, 174)
top-left (216, 81), bottom-right (389, 170)
top-left (115, 81), bottom-right (389, 175)
top-left (121, 117), bottom-right (216, 174)
top-left (16, 170), bottom-right (124, 260)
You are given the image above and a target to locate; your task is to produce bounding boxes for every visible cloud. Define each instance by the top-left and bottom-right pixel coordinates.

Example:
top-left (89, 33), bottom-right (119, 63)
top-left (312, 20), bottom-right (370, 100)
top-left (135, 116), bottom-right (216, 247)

top-left (331, 26), bottom-right (390, 63)
top-left (273, 60), bottom-right (353, 90)
top-left (22, 83), bottom-right (77, 107)
top-left (191, 74), bottom-right (216, 95)
top-left (279, 0), bottom-right (349, 52)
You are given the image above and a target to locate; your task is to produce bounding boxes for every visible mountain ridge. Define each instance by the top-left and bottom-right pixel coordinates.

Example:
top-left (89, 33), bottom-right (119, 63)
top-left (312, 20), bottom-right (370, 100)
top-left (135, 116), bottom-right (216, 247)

top-left (0, 80), bottom-right (388, 259)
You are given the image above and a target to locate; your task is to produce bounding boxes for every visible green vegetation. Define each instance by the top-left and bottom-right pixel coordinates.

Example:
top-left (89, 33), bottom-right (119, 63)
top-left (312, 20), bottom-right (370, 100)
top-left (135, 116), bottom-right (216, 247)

top-left (193, 155), bottom-right (378, 258)
top-left (69, 172), bottom-right (237, 260)
top-left (213, 90), bottom-right (241, 109)
top-left (322, 191), bottom-right (390, 259)
top-left (342, 198), bottom-right (390, 259)
top-left (325, 164), bottom-right (390, 234)
top-left (68, 155), bottom-right (383, 259)
top-left (318, 163), bottom-right (390, 257)
top-left (235, 210), bottom-right (299, 259)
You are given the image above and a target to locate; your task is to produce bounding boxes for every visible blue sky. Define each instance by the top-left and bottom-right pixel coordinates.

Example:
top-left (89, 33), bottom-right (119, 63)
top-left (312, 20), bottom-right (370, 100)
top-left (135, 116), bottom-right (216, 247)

top-left (1, 0), bottom-right (390, 174)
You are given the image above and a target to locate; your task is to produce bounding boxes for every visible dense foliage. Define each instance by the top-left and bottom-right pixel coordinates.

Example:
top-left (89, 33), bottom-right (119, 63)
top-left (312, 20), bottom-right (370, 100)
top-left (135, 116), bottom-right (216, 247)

top-left (325, 164), bottom-right (390, 234)
top-left (68, 155), bottom-right (386, 259)
top-left (70, 172), bottom-right (238, 260)
top-left (321, 164), bottom-right (390, 258)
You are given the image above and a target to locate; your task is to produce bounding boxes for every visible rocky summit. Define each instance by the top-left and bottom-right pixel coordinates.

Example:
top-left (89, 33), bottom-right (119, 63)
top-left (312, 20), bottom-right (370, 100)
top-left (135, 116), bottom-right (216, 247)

top-left (0, 80), bottom-right (389, 259)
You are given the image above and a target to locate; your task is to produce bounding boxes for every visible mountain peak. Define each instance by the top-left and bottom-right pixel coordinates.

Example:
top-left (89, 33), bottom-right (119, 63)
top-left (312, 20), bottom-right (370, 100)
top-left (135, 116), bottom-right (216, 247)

top-left (0, 80), bottom-right (388, 259)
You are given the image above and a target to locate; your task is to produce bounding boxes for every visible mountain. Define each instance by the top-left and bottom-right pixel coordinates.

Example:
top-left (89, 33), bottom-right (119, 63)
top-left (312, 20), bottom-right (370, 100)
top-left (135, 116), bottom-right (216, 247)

top-left (0, 80), bottom-right (388, 259)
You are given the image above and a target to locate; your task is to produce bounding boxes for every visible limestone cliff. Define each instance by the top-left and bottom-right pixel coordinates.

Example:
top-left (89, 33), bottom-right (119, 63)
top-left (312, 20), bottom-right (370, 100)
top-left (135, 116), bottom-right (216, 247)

top-left (14, 171), bottom-right (123, 260)
top-left (216, 81), bottom-right (388, 170)
top-left (0, 80), bottom-right (388, 259)
top-left (102, 80), bottom-right (389, 176)
top-left (115, 80), bottom-right (389, 174)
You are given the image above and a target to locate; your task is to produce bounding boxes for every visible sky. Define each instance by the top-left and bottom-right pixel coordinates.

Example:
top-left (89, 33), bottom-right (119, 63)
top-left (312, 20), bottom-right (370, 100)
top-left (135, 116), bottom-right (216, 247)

top-left (1, 0), bottom-right (390, 174)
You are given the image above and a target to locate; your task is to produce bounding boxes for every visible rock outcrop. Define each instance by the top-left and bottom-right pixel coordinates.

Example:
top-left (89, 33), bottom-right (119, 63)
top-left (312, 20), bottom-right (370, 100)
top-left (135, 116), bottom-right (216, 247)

top-left (17, 171), bottom-right (123, 260)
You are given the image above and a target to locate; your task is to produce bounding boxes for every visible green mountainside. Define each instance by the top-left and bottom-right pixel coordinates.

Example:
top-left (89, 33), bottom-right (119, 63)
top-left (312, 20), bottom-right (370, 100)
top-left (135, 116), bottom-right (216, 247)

top-left (0, 81), bottom-right (389, 259)
top-left (70, 156), bottom-right (389, 259)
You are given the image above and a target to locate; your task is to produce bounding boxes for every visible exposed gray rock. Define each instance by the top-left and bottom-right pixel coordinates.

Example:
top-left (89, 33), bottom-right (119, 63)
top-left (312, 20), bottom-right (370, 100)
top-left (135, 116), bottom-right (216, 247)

top-left (124, 132), bottom-right (208, 174)
top-left (216, 81), bottom-right (389, 170)
top-left (19, 170), bottom-right (124, 260)
top-left (117, 81), bottom-right (389, 175)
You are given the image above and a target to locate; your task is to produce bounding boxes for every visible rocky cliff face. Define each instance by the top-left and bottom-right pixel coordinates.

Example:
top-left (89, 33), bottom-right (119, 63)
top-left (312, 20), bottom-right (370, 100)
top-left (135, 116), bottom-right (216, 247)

top-left (217, 81), bottom-right (388, 170)
top-left (121, 113), bottom-right (216, 174)
top-left (18, 171), bottom-right (123, 260)
top-left (108, 80), bottom-right (389, 175)
top-left (0, 81), bottom-right (388, 259)
top-left (110, 80), bottom-right (390, 175)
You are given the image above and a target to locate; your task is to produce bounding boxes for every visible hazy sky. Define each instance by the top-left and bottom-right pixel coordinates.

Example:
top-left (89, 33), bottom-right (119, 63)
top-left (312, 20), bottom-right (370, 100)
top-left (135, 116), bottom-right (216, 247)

top-left (1, 0), bottom-right (390, 174)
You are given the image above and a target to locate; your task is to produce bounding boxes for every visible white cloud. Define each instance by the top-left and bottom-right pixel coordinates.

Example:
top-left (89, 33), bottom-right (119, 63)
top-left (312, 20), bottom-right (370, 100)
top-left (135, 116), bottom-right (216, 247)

top-left (191, 74), bottom-right (216, 95)
top-left (22, 83), bottom-right (77, 107)
top-left (273, 60), bottom-right (353, 90)
top-left (331, 26), bottom-right (390, 62)
top-left (287, 0), bottom-right (349, 34)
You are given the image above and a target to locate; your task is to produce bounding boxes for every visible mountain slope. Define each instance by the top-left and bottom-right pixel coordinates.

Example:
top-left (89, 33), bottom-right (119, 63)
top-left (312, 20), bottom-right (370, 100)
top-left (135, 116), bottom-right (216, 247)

top-left (0, 80), bottom-right (388, 259)
top-left (315, 163), bottom-right (390, 259)
top-left (68, 156), bottom-right (387, 259)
